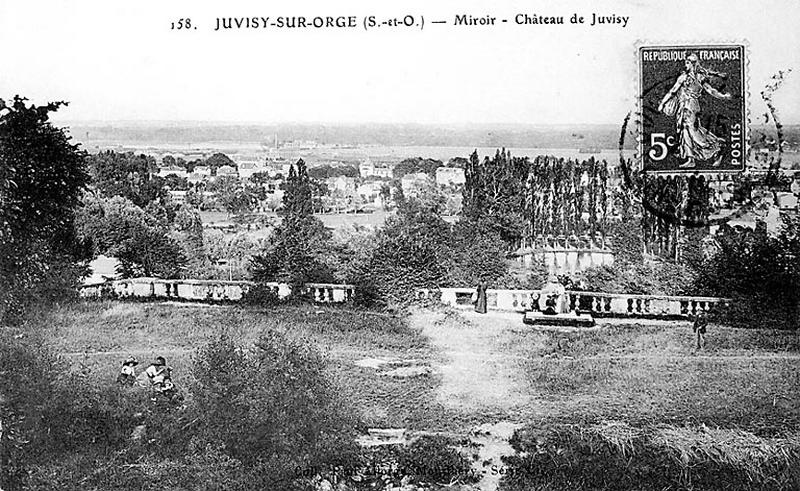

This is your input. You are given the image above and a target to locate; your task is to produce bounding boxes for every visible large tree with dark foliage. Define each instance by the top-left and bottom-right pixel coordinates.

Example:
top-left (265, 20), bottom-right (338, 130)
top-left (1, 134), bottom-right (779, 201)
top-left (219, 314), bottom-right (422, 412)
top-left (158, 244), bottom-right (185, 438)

top-left (87, 150), bottom-right (166, 208)
top-left (0, 97), bottom-right (90, 322)
top-left (77, 195), bottom-right (186, 278)
top-left (351, 190), bottom-right (509, 303)
top-left (205, 152), bottom-right (235, 174)
top-left (207, 175), bottom-right (256, 216)
top-left (393, 157), bottom-right (443, 179)
top-left (462, 149), bottom-right (530, 248)
top-left (695, 218), bottom-right (800, 329)
top-left (307, 163), bottom-right (359, 179)
top-left (251, 159), bottom-right (333, 293)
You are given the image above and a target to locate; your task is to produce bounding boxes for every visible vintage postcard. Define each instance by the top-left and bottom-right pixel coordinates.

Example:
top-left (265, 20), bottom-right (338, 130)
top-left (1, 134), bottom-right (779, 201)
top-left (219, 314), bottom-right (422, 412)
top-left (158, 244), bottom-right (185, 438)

top-left (1, 1), bottom-right (800, 490)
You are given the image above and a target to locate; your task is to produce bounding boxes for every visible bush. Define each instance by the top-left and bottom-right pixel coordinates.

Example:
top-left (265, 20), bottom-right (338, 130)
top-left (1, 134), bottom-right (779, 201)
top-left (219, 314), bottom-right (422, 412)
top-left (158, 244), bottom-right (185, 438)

top-left (349, 278), bottom-right (385, 308)
top-left (186, 331), bottom-right (362, 485)
top-left (711, 292), bottom-right (797, 330)
top-left (0, 331), bottom-right (150, 489)
top-left (241, 283), bottom-right (281, 306)
top-left (579, 258), bottom-right (695, 295)
top-left (0, 331), bottom-right (62, 488)
top-left (446, 222), bottom-right (509, 287)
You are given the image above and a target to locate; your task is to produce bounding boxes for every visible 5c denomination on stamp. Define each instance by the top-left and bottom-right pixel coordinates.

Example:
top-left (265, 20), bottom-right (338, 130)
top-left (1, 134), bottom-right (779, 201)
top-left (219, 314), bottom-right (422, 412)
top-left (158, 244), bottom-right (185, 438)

top-left (639, 44), bottom-right (747, 173)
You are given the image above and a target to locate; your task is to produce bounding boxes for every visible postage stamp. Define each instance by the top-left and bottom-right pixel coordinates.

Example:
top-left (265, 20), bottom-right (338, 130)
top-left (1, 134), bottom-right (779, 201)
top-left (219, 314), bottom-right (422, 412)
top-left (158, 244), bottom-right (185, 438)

top-left (639, 44), bottom-right (747, 173)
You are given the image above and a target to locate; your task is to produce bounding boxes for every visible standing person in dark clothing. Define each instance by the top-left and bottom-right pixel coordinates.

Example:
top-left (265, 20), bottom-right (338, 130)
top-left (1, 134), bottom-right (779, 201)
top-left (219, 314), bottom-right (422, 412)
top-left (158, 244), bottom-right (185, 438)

top-left (474, 280), bottom-right (488, 314)
top-left (693, 312), bottom-right (708, 350)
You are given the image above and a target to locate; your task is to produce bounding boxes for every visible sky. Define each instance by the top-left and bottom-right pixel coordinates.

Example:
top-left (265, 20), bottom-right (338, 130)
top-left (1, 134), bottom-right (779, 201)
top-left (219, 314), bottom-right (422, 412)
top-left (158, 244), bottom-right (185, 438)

top-left (1, 0), bottom-right (799, 125)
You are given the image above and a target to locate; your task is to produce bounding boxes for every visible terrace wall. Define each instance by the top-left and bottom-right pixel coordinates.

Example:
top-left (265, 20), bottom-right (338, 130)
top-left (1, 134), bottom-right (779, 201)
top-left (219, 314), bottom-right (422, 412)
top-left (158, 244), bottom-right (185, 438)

top-left (79, 277), bottom-right (355, 303)
top-left (80, 278), bottom-right (728, 319)
top-left (418, 288), bottom-right (728, 318)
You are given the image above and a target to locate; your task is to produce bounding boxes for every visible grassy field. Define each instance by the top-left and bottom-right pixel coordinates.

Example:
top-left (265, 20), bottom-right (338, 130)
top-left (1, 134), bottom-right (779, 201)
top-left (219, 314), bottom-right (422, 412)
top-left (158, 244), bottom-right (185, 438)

top-left (496, 320), bottom-right (800, 435)
top-left (32, 300), bottom-right (449, 430)
top-left (30, 302), bottom-right (800, 436)
top-left (22, 301), bottom-right (800, 489)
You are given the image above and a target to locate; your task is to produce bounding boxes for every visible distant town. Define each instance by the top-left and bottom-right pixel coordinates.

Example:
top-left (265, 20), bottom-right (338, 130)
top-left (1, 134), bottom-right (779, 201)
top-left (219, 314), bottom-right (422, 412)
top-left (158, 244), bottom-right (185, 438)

top-left (71, 124), bottom-right (800, 229)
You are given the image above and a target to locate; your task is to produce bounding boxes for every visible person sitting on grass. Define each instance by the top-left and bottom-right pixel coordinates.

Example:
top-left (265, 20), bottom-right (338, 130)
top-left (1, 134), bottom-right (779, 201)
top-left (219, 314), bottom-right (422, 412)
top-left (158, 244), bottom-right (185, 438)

top-left (145, 356), bottom-right (171, 390)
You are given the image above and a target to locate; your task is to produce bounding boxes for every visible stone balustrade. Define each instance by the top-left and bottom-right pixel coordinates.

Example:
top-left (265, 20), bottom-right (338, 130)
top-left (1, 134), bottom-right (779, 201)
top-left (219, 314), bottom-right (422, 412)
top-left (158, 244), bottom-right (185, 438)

top-left (428, 287), bottom-right (729, 318)
top-left (79, 278), bottom-right (355, 304)
top-left (80, 279), bottom-right (725, 318)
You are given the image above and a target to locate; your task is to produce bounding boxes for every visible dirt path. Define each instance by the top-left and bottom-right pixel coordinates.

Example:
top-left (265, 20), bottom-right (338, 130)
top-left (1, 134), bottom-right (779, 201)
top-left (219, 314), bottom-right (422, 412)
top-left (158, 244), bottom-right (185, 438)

top-left (409, 309), bottom-right (533, 415)
top-left (61, 347), bottom-right (195, 357)
top-left (408, 309), bottom-right (536, 491)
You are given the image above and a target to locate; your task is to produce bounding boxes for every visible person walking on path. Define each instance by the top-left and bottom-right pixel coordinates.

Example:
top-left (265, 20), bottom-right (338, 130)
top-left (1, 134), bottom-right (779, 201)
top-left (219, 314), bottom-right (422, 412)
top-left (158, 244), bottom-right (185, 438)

top-left (474, 280), bottom-right (488, 314)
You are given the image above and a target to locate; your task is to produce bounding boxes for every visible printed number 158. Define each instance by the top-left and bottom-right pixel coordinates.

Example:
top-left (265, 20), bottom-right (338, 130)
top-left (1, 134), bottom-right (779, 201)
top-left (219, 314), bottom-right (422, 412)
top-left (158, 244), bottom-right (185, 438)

top-left (172, 18), bottom-right (193, 29)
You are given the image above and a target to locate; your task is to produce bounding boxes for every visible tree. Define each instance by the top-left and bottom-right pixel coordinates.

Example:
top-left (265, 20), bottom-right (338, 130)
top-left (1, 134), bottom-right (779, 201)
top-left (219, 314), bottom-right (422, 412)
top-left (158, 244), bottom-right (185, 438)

top-left (354, 196), bottom-right (452, 302)
top-left (173, 205), bottom-right (206, 273)
top-left (205, 153), bottom-right (235, 174)
top-left (393, 157), bottom-right (443, 179)
top-left (694, 218), bottom-right (800, 329)
top-left (447, 221), bottom-right (509, 286)
top-left (251, 159), bottom-right (333, 293)
top-left (0, 97), bottom-right (90, 322)
top-left (87, 150), bottom-right (165, 207)
top-left (379, 183), bottom-right (392, 210)
top-left (77, 195), bottom-right (186, 278)
top-left (206, 176), bottom-right (255, 216)
top-left (185, 189), bottom-right (204, 209)
top-left (163, 173), bottom-right (190, 191)
top-left (308, 164), bottom-right (359, 180)
top-left (309, 178), bottom-right (329, 213)
top-left (462, 149), bottom-right (529, 248)
top-left (204, 230), bottom-right (262, 280)
top-left (246, 172), bottom-right (271, 203)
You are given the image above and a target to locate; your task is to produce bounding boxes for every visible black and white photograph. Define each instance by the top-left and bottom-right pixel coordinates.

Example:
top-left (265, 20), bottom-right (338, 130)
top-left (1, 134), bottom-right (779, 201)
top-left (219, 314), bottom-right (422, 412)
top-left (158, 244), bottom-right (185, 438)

top-left (2, 0), bottom-right (800, 489)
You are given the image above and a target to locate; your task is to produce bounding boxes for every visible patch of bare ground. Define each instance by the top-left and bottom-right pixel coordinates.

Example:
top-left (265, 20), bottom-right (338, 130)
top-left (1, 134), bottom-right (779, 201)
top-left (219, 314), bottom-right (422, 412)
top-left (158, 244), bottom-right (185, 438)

top-left (409, 308), bottom-right (540, 420)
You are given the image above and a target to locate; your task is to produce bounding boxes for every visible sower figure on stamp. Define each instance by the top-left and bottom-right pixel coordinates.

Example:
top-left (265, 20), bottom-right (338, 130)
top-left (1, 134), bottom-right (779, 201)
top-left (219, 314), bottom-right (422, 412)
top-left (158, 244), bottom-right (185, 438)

top-left (658, 53), bottom-right (732, 168)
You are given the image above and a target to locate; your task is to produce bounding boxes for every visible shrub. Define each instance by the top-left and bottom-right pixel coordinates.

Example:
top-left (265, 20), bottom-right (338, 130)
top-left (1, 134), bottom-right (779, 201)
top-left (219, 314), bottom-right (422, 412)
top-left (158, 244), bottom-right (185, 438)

top-left (241, 283), bottom-right (281, 306)
top-left (579, 258), bottom-right (695, 295)
top-left (0, 331), bottom-right (148, 488)
top-left (446, 222), bottom-right (509, 287)
top-left (186, 331), bottom-right (362, 485)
